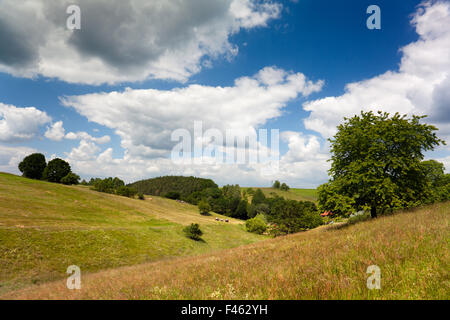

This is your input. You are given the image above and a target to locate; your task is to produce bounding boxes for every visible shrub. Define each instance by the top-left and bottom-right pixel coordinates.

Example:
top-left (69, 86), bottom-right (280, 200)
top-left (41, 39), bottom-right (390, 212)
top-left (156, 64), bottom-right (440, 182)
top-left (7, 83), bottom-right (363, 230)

top-left (116, 186), bottom-right (137, 198)
top-left (138, 193), bottom-right (145, 200)
top-left (43, 158), bottom-right (71, 183)
top-left (18, 153), bottom-right (46, 180)
top-left (198, 200), bottom-right (211, 215)
top-left (280, 183), bottom-right (290, 191)
top-left (183, 223), bottom-right (203, 241)
top-left (165, 191), bottom-right (181, 200)
top-left (61, 173), bottom-right (80, 185)
top-left (245, 216), bottom-right (267, 234)
top-left (272, 180), bottom-right (281, 189)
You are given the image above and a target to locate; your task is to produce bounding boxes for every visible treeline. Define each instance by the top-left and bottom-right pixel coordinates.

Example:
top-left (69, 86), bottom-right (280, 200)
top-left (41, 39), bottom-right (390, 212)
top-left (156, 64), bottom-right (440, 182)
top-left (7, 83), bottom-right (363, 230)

top-left (18, 153), bottom-right (80, 185)
top-left (128, 176), bottom-right (218, 198)
top-left (81, 177), bottom-right (143, 199)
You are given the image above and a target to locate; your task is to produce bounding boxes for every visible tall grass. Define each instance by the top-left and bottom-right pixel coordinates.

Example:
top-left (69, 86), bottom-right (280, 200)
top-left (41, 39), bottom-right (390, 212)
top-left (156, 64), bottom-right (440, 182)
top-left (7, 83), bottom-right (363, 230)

top-left (4, 201), bottom-right (448, 300)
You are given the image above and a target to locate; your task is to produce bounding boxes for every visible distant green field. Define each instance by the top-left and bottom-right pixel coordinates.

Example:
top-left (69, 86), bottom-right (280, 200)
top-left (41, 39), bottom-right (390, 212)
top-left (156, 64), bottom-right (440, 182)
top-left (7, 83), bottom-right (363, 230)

top-left (0, 173), bottom-right (265, 294)
top-left (243, 187), bottom-right (318, 202)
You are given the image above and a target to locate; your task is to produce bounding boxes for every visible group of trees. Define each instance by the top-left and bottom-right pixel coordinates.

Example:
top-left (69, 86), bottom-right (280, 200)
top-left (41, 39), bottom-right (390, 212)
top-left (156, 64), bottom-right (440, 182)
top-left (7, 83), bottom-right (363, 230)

top-left (82, 177), bottom-right (141, 198)
top-left (272, 180), bottom-right (290, 191)
top-left (318, 111), bottom-right (449, 218)
top-left (18, 153), bottom-right (80, 185)
top-left (199, 185), bottom-right (322, 235)
top-left (128, 176), bottom-right (218, 198)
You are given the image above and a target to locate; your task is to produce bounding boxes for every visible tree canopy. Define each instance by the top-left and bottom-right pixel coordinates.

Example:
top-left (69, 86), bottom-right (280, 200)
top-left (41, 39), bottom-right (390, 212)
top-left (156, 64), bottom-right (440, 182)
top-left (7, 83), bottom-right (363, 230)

top-left (319, 111), bottom-right (444, 218)
top-left (42, 158), bottom-right (71, 183)
top-left (18, 153), bottom-right (46, 180)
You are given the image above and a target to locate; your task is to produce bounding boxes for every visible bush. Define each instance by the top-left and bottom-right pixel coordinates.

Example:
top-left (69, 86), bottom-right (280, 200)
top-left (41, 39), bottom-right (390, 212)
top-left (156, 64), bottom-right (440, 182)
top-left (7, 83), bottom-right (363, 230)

top-left (165, 191), bottom-right (181, 200)
top-left (18, 153), bottom-right (47, 180)
top-left (92, 177), bottom-right (125, 194)
top-left (183, 223), bottom-right (203, 241)
top-left (138, 193), bottom-right (145, 200)
top-left (272, 180), bottom-right (281, 189)
top-left (116, 186), bottom-right (137, 198)
top-left (265, 198), bottom-right (321, 234)
top-left (43, 158), bottom-right (71, 183)
top-left (198, 200), bottom-right (211, 215)
top-left (245, 216), bottom-right (267, 234)
top-left (280, 183), bottom-right (290, 191)
top-left (61, 173), bottom-right (80, 185)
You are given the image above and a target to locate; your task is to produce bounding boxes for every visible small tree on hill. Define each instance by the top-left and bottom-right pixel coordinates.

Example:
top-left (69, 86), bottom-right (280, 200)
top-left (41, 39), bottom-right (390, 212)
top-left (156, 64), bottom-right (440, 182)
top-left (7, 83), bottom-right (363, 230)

top-left (272, 180), bottom-right (281, 189)
top-left (43, 158), bottom-right (71, 183)
top-left (18, 153), bottom-right (46, 180)
top-left (280, 183), bottom-right (289, 191)
top-left (198, 200), bottom-right (211, 215)
top-left (183, 223), bottom-right (203, 241)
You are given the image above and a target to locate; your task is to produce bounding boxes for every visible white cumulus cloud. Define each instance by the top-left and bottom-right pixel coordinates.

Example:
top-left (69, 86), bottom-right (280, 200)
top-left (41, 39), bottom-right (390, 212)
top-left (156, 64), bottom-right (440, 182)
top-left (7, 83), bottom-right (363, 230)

top-left (0, 103), bottom-right (51, 142)
top-left (0, 0), bottom-right (282, 84)
top-left (45, 121), bottom-right (66, 141)
top-left (62, 67), bottom-right (324, 160)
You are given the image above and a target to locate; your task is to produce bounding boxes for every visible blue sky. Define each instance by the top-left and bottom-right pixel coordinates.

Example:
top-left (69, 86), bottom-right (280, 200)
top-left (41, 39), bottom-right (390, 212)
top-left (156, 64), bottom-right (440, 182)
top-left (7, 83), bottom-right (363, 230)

top-left (0, 0), bottom-right (449, 187)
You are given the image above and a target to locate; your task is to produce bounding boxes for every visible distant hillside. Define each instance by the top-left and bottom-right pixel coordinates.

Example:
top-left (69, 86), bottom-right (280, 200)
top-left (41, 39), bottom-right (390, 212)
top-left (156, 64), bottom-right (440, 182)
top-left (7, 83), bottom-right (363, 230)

top-left (128, 176), bottom-right (218, 197)
top-left (0, 173), bottom-right (264, 294)
top-left (6, 201), bottom-right (449, 299)
top-left (243, 187), bottom-right (318, 202)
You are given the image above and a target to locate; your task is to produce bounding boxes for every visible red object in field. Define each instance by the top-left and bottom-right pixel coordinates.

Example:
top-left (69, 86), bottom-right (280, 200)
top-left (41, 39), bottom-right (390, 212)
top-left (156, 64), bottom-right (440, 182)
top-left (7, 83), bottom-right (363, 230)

top-left (321, 211), bottom-right (333, 217)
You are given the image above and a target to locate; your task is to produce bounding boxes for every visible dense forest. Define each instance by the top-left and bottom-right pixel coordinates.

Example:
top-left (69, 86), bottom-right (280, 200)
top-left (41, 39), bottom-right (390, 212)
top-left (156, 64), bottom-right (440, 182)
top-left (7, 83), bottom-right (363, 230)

top-left (128, 176), bottom-right (218, 197)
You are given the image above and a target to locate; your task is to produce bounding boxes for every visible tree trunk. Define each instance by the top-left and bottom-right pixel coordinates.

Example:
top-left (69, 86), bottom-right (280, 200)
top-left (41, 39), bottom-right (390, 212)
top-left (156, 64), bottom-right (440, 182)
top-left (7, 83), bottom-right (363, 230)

top-left (371, 206), bottom-right (377, 218)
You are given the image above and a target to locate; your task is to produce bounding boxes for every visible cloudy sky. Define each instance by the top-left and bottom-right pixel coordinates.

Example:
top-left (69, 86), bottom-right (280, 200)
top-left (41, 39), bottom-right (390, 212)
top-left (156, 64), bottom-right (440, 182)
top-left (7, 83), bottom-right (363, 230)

top-left (0, 0), bottom-right (449, 187)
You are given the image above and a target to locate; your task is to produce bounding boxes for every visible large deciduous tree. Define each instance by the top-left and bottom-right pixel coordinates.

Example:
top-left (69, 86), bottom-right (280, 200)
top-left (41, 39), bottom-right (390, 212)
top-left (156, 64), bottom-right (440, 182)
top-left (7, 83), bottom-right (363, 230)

top-left (43, 158), bottom-right (71, 183)
top-left (18, 153), bottom-right (47, 180)
top-left (319, 111), bottom-right (444, 218)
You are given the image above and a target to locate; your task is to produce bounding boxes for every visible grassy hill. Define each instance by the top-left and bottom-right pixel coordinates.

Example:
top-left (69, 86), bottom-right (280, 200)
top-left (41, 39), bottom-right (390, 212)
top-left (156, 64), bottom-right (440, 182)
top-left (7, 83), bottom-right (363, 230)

top-left (0, 173), bottom-right (265, 294)
top-left (243, 187), bottom-right (318, 202)
top-left (3, 199), bottom-right (448, 299)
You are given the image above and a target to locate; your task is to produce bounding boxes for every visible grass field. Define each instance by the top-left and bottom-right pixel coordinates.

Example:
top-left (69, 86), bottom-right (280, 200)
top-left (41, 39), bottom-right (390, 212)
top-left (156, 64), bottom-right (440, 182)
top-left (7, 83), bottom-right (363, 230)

top-left (242, 187), bottom-right (318, 202)
top-left (2, 198), bottom-right (448, 299)
top-left (0, 173), bottom-right (265, 294)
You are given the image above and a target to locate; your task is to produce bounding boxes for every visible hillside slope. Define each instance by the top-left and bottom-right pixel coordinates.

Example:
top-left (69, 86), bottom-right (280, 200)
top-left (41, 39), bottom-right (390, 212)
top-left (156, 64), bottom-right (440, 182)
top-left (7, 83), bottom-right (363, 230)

top-left (3, 201), bottom-right (449, 299)
top-left (243, 187), bottom-right (318, 202)
top-left (0, 173), bottom-right (264, 294)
